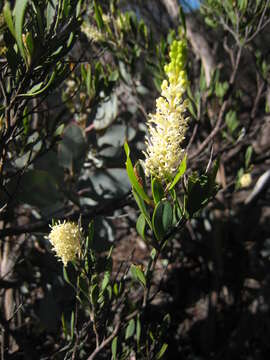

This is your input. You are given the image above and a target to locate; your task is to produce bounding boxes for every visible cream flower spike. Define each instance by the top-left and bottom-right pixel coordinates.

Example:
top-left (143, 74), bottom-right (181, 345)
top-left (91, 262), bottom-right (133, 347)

top-left (143, 39), bottom-right (189, 181)
top-left (48, 221), bottom-right (82, 266)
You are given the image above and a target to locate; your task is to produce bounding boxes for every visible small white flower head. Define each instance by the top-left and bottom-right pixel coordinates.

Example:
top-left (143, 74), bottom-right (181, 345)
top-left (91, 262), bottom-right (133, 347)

top-left (143, 39), bottom-right (189, 181)
top-left (81, 22), bottom-right (103, 42)
top-left (48, 221), bottom-right (81, 266)
top-left (81, 15), bottom-right (109, 43)
top-left (239, 173), bottom-right (252, 188)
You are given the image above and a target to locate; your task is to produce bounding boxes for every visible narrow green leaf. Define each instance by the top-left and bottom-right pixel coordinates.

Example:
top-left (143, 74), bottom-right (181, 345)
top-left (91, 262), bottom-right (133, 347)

top-left (94, 1), bottom-right (104, 30)
top-left (61, 313), bottom-right (68, 338)
top-left (169, 154), bottom-right (187, 190)
top-left (18, 71), bottom-right (56, 97)
top-left (46, 0), bottom-right (57, 30)
top-left (63, 267), bottom-right (72, 287)
top-left (25, 32), bottom-right (34, 58)
top-left (124, 141), bottom-right (130, 157)
top-left (135, 161), bottom-right (147, 193)
top-left (113, 282), bottom-right (118, 296)
top-left (136, 315), bottom-right (141, 345)
top-left (225, 110), bottom-right (239, 135)
top-left (90, 284), bottom-right (99, 307)
top-left (14, 0), bottom-right (28, 61)
top-left (70, 311), bottom-right (75, 341)
top-left (245, 146), bottom-right (253, 169)
top-left (67, 32), bottom-right (74, 48)
top-left (179, 5), bottom-right (186, 33)
top-left (101, 271), bottom-right (110, 292)
top-left (150, 248), bottom-right (157, 260)
top-left (26, 82), bottom-right (44, 94)
top-left (125, 319), bottom-right (135, 340)
top-left (86, 66), bottom-right (92, 96)
top-left (151, 177), bottom-right (164, 204)
top-left (156, 343), bottom-right (168, 359)
top-left (76, 0), bottom-right (82, 17)
top-left (131, 264), bottom-right (146, 287)
top-left (112, 336), bottom-right (117, 360)
top-left (3, 3), bottom-right (15, 38)
top-left (136, 213), bottom-right (146, 240)
top-left (54, 124), bottom-right (65, 137)
top-left (133, 189), bottom-right (151, 228)
top-left (124, 142), bottom-right (151, 203)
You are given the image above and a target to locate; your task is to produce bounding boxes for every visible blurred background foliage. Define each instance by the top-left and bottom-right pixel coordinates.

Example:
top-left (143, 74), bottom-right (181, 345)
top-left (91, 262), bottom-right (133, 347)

top-left (0, 0), bottom-right (270, 359)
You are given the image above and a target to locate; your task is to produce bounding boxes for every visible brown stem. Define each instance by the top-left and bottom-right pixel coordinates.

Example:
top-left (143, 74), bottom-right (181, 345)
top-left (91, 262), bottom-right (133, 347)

top-left (86, 317), bottom-right (120, 360)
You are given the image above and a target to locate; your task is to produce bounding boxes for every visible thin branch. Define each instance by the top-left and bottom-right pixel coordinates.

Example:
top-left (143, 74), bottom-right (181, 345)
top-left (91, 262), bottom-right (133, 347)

top-left (186, 123), bottom-right (198, 152)
top-left (247, 0), bottom-right (270, 43)
top-left (86, 316), bottom-right (120, 360)
top-left (0, 192), bottom-right (133, 238)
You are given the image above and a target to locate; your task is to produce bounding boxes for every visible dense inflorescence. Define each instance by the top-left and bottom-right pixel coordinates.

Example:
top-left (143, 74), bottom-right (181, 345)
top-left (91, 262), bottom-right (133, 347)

top-left (48, 221), bottom-right (81, 266)
top-left (143, 39), bottom-right (189, 181)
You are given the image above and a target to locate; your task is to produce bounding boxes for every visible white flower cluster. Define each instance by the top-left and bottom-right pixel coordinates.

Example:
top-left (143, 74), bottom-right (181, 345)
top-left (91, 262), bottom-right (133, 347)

top-left (48, 221), bottom-right (81, 266)
top-left (143, 40), bottom-right (189, 181)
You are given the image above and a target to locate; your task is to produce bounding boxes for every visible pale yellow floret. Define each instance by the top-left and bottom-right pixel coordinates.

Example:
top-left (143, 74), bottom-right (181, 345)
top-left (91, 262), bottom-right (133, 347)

top-left (81, 22), bottom-right (103, 42)
top-left (48, 221), bottom-right (81, 266)
top-left (81, 14), bottom-right (110, 43)
top-left (239, 173), bottom-right (252, 188)
top-left (143, 39), bottom-right (189, 180)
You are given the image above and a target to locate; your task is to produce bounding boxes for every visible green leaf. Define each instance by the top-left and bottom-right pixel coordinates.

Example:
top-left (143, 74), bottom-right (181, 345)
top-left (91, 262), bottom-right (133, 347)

top-left (238, 0), bottom-right (248, 11)
top-left (152, 201), bottom-right (173, 241)
top-left (205, 17), bottom-right (217, 28)
top-left (14, 0), bottom-right (28, 61)
top-left (150, 248), bottom-right (157, 260)
top-left (151, 177), bottom-right (164, 204)
top-left (169, 154), bottom-right (187, 190)
top-left (94, 1), bottom-right (104, 30)
top-left (215, 81), bottom-right (229, 98)
top-left (101, 271), bottom-right (110, 292)
top-left (125, 319), bottom-right (135, 340)
top-left (134, 161), bottom-right (147, 193)
top-left (133, 189), bottom-right (152, 228)
top-left (3, 2), bottom-right (16, 38)
top-left (70, 311), bottom-right (75, 341)
top-left (199, 65), bottom-right (207, 91)
top-left (124, 142), bottom-right (151, 204)
top-left (63, 267), bottom-right (73, 287)
top-left (111, 336), bottom-right (117, 360)
top-left (225, 110), bottom-right (239, 135)
top-left (25, 31), bottom-right (34, 59)
top-left (86, 65), bottom-right (92, 96)
top-left (61, 313), bottom-right (68, 338)
top-left (54, 124), bottom-right (65, 137)
top-left (19, 71), bottom-right (57, 97)
top-left (136, 213), bottom-right (146, 240)
top-left (130, 264), bottom-right (146, 287)
top-left (245, 146), bottom-right (253, 169)
top-left (90, 284), bottom-right (99, 307)
top-left (156, 343), bottom-right (168, 359)
top-left (46, 0), bottom-right (57, 30)
top-left (26, 82), bottom-right (44, 94)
